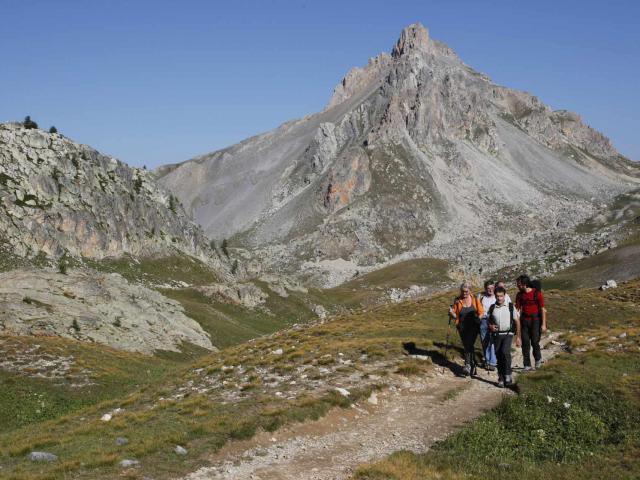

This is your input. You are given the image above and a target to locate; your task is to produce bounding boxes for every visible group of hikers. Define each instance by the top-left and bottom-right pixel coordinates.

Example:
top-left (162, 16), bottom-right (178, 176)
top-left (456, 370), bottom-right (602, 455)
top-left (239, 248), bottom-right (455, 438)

top-left (447, 275), bottom-right (547, 387)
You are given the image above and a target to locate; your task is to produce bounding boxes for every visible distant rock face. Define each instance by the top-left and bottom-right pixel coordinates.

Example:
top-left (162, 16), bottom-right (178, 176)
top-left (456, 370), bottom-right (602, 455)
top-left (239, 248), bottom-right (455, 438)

top-left (0, 268), bottom-right (216, 354)
top-left (195, 282), bottom-right (268, 309)
top-left (0, 123), bottom-right (225, 271)
top-left (157, 23), bottom-right (640, 285)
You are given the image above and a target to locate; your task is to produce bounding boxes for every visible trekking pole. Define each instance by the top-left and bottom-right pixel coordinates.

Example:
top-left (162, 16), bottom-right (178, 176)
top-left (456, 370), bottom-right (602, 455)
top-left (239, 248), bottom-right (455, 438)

top-left (442, 307), bottom-right (453, 374)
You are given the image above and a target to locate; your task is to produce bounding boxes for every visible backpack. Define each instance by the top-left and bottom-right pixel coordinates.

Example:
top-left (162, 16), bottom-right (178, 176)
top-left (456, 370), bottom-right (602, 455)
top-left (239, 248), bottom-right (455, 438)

top-left (517, 288), bottom-right (542, 315)
top-left (530, 282), bottom-right (547, 326)
top-left (488, 302), bottom-right (515, 333)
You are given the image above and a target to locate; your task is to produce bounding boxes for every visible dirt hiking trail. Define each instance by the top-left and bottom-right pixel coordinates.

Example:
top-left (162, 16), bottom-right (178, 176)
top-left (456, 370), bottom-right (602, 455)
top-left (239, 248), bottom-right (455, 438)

top-left (182, 333), bottom-right (563, 480)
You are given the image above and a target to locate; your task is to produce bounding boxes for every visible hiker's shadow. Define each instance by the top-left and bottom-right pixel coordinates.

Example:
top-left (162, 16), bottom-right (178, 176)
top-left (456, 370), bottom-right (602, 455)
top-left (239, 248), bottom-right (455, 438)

top-left (402, 341), bottom-right (465, 376)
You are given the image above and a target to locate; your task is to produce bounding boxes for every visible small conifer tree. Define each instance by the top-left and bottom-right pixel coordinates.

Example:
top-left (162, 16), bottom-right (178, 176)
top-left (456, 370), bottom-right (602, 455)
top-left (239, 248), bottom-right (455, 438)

top-left (23, 116), bottom-right (38, 129)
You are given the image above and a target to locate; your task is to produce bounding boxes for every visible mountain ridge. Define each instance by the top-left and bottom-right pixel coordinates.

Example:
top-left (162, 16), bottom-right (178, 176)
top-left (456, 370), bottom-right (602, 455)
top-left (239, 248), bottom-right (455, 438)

top-left (0, 122), bottom-right (229, 277)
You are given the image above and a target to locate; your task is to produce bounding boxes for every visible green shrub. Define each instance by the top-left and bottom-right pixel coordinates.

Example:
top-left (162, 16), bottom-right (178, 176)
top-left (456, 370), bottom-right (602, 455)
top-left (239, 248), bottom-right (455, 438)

top-left (133, 176), bottom-right (143, 194)
top-left (58, 256), bottom-right (68, 274)
top-left (169, 194), bottom-right (178, 213)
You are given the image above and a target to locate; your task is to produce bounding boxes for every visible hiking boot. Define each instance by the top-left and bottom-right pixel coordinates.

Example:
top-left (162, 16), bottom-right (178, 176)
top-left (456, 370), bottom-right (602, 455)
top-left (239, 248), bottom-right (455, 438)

top-left (462, 364), bottom-right (471, 376)
top-left (497, 376), bottom-right (505, 388)
top-left (504, 375), bottom-right (513, 386)
top-left (535, 360), bottom-right (542, 369)
top-left (488, 364), bottom-right (497, 372)
top-left (523, 366), bottom-right (533, 372)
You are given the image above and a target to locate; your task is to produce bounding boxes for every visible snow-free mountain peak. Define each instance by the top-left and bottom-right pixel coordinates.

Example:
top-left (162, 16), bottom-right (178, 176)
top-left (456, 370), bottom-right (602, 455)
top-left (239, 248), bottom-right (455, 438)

top-left (157, 23), bottom-right (640, 286)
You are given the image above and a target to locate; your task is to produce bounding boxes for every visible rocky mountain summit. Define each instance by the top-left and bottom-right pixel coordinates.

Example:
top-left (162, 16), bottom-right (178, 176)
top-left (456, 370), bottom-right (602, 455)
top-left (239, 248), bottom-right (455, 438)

top-left (157, 23), bottom-right (639, 286)
top-left (0, 122), bottom-right (226, 272)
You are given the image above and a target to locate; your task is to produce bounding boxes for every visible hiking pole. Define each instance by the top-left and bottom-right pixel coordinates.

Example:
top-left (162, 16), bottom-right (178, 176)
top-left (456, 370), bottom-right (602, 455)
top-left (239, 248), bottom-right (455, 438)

top-left (442, 308), bottom-right (453, 374)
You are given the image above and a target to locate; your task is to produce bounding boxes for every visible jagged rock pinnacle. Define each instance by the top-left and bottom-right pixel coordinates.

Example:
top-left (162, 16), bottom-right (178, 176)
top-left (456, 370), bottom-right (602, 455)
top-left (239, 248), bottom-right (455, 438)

top-left (392, 22), bottom-right (430, 58)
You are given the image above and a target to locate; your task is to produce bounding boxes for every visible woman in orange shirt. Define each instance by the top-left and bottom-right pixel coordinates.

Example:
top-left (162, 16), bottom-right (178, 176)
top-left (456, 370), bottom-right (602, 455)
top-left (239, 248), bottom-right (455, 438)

top-left (448, 281), bottom-right (484, 376)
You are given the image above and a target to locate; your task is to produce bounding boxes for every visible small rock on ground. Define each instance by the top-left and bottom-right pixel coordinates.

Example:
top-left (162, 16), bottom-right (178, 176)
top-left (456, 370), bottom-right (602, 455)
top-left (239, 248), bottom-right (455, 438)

top-left (29, 452), bottom-right (58, 462)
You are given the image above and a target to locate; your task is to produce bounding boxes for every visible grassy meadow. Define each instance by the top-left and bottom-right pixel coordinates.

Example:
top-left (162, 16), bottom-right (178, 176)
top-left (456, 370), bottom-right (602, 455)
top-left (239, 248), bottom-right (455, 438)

top-left (353, 280), bottom-right (640, 480)
top-left (1, 275), bottom-right (638, 479)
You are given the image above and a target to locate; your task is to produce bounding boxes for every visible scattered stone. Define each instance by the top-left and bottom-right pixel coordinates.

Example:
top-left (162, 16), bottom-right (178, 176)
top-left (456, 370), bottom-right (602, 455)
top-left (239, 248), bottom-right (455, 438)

top-left (115, 437), bottom-right (129, 446)
top-left (29, 451), bottom-right (58, 462)
top-left (313, 304), bottom-right (328, 320)
top-left (367, 392), bottom-right (379, 405)
top-left (100, 413), bottom-right (112, 422)
top-left (174, 445), bottom-right (188, 455)
top-left (335, 387), bottom-right (350, 397)
top-left (272, 348), bottom-right (284, 356)
top-left (600, 279), bottom-right (618, 290)
top-left (119, 459), bottom-right (140, 468)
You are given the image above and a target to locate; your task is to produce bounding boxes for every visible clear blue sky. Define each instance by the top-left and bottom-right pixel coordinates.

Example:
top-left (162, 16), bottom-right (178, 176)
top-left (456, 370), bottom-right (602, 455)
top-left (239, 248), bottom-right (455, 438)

top-left (2, 0), bottom-right (638, 167)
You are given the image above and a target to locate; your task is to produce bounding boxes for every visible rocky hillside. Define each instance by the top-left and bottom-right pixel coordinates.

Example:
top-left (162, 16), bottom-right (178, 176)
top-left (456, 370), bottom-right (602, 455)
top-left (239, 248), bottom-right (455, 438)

top-left (0, 123), bottom-right (227, 273)
top-left (0, 268), bottom-right (215, 354)
top-left (157, 23), bottom-right (640, 286)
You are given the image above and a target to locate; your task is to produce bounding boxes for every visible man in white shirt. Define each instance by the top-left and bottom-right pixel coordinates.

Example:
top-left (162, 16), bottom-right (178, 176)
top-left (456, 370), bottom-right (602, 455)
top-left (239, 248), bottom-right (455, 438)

top-left (488, 286), bottom-right (521, 387)
top-left (494, 280), bottom-right (512, 304)
top-left (478, 280), bottom-right (497, 371)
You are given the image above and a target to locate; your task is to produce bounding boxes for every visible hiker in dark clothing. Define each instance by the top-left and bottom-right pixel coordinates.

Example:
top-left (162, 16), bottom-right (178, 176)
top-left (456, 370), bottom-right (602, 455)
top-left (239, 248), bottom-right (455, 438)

top-left (515, 275), bottom-right (545, 370)
top-left (488, 286), bottom-right (521, 387)
top-left (449, 282), bottom-right (484, 376)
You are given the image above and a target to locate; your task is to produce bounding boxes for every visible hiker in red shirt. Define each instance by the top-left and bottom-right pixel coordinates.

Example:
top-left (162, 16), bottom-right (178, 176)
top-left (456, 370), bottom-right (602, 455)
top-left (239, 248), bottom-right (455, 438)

top-left (515, 275), bottom-right (546, 371)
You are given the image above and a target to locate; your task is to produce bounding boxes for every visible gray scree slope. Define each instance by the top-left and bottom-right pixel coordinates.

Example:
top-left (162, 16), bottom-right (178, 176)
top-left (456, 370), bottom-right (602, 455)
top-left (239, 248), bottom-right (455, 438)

top-left (157, 23), bottom-right (639, 283)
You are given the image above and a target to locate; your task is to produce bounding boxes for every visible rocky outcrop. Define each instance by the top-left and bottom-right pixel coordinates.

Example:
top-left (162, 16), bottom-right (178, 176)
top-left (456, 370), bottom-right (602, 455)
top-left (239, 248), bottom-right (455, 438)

top-left (195, 283), bottom-right (268, 309)
top-left (157, 23), bottom-right (640, 286)
top-left (0, 268), bottom-right (215, 354)
top-left (0, 123), bottom-right (227, 274)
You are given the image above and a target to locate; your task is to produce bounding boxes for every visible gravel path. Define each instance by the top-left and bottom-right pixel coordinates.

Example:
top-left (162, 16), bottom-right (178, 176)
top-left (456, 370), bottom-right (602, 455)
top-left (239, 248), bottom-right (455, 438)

top-left (182, 333), bottom-right (563, 480)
